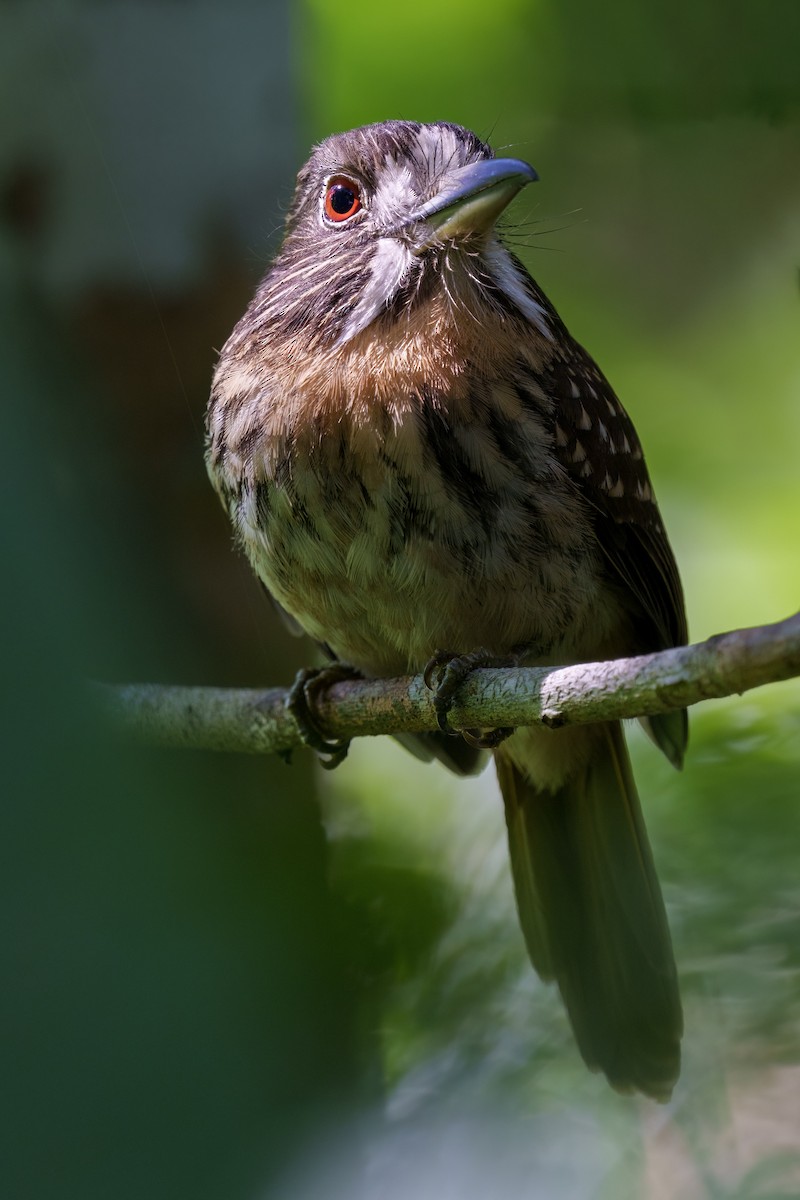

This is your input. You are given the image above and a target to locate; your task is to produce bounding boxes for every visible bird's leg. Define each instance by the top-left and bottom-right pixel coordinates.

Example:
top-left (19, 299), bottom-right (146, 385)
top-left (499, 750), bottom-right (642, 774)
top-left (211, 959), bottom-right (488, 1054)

top-left (285, 664), bottom-right (362, 769)
top-left (423, 647), bottom-right (525, 748)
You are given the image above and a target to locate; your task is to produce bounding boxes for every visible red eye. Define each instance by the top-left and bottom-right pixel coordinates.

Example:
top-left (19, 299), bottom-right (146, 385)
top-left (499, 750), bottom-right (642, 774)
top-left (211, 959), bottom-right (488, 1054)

top-left (324, 176), bottom-right (362, 222)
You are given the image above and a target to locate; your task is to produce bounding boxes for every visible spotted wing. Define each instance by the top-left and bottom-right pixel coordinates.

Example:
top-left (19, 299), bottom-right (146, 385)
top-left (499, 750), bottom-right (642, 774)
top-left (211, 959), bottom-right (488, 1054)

top-left (542, 340), bottom-right (688, 765)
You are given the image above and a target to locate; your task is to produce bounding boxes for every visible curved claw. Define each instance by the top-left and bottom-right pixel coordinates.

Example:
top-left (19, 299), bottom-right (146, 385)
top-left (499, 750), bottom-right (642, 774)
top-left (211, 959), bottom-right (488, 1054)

top-left (285, 664), bottom-right (361, 770)
top-left (461, 726), bottom-right (515, 750)
top-left (422, 647), bottom-right (524, 741)
top-left (423, 648), bottom-right (457, 692)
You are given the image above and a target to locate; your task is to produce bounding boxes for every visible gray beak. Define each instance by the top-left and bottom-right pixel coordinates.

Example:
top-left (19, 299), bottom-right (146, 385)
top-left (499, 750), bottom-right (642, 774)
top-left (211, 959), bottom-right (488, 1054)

top-left (409, 157), bottom-right (538, 252)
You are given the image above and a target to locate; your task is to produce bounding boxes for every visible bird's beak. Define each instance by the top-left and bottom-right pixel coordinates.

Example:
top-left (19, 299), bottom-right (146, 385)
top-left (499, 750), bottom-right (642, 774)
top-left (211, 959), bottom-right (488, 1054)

top-left (409, 157), bottom-right (538, 253)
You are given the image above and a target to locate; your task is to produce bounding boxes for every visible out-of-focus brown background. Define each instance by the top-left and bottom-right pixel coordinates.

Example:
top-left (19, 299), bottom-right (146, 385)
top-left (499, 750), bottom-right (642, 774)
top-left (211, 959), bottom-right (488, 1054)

top-left (2, 4), bottom-right (799, 1198)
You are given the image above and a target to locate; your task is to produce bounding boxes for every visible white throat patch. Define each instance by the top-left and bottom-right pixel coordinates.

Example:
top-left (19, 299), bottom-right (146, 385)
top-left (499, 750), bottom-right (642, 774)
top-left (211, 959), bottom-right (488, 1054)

top-left (482, 241), bottom-right (553, 340)
top-left (337, 238), bottom-right (414, 345)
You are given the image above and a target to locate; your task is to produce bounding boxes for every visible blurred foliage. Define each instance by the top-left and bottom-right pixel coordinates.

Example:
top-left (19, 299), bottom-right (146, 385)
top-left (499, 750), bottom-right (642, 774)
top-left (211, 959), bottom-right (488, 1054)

top-left (1, 272), bottom-right (365, 1200)
top-left (304, 0), bottom-right (800, 129)
top-left (2, 1), bottom-right (799, 1198)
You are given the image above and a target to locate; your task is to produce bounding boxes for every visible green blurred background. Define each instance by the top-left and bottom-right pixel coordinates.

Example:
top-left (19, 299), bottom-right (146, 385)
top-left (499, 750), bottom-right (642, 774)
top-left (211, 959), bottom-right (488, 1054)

top-left (2, 3), bottom-right (799, 1197)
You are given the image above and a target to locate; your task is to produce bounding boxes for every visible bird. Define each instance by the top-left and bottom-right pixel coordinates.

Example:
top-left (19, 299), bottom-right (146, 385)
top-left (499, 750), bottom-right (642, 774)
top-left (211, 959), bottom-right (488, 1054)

top-left (206, 119), bottom-right (687, 1100)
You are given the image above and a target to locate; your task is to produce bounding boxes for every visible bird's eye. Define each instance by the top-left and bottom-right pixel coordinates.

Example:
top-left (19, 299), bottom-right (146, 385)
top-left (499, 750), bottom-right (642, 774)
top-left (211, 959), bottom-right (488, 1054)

top-left (324, 177), bottom-right (362, 223)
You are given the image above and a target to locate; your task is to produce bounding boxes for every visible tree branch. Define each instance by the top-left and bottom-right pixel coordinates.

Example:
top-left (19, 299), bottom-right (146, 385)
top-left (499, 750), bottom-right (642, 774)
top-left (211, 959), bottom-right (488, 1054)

top-left (97, 613), bottom-right (800, 758)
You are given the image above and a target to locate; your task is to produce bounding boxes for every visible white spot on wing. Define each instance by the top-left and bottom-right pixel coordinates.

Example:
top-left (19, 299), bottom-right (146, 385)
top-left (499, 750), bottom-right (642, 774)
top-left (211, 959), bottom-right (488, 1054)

top-left (577, 406), bottom-right (592, 431)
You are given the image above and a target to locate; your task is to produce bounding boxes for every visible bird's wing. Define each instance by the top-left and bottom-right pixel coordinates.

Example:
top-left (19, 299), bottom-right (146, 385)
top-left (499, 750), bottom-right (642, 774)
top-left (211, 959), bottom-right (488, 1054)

top-left (536, 337), bottom-right (688, 765)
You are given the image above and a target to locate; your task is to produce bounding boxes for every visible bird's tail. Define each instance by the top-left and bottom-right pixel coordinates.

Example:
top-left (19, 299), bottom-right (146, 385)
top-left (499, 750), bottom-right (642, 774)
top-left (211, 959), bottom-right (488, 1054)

top-left (496, 721), bottom-right (682, 1100)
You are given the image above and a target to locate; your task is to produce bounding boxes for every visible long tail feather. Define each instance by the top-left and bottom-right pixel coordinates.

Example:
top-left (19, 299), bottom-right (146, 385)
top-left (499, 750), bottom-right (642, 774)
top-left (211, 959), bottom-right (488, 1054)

top-left (497, 721), bottom-right (682, 1100)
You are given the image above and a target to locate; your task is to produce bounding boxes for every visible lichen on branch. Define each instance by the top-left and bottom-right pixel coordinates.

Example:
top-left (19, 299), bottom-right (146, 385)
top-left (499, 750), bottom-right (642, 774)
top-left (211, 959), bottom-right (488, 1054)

top-left (99, 613), bottom-right (800, 758)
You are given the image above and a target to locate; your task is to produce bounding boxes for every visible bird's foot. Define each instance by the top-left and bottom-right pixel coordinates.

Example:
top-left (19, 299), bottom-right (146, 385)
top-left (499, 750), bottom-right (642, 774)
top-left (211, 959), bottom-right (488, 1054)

top-left (285, 664), bottom-right (362, 770)
top-left (423, 647), bottom-right (522, 749)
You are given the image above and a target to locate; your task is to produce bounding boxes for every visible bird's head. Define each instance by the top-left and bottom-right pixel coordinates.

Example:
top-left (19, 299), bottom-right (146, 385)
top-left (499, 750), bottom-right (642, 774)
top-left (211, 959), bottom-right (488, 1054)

top-left (251, 120), bottom-right (547, 350)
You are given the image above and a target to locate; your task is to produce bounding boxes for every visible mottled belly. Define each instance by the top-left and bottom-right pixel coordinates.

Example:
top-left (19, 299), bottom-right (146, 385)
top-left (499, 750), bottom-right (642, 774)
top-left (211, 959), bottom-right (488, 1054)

top-left (233, 424), bottom-right (608, 675)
